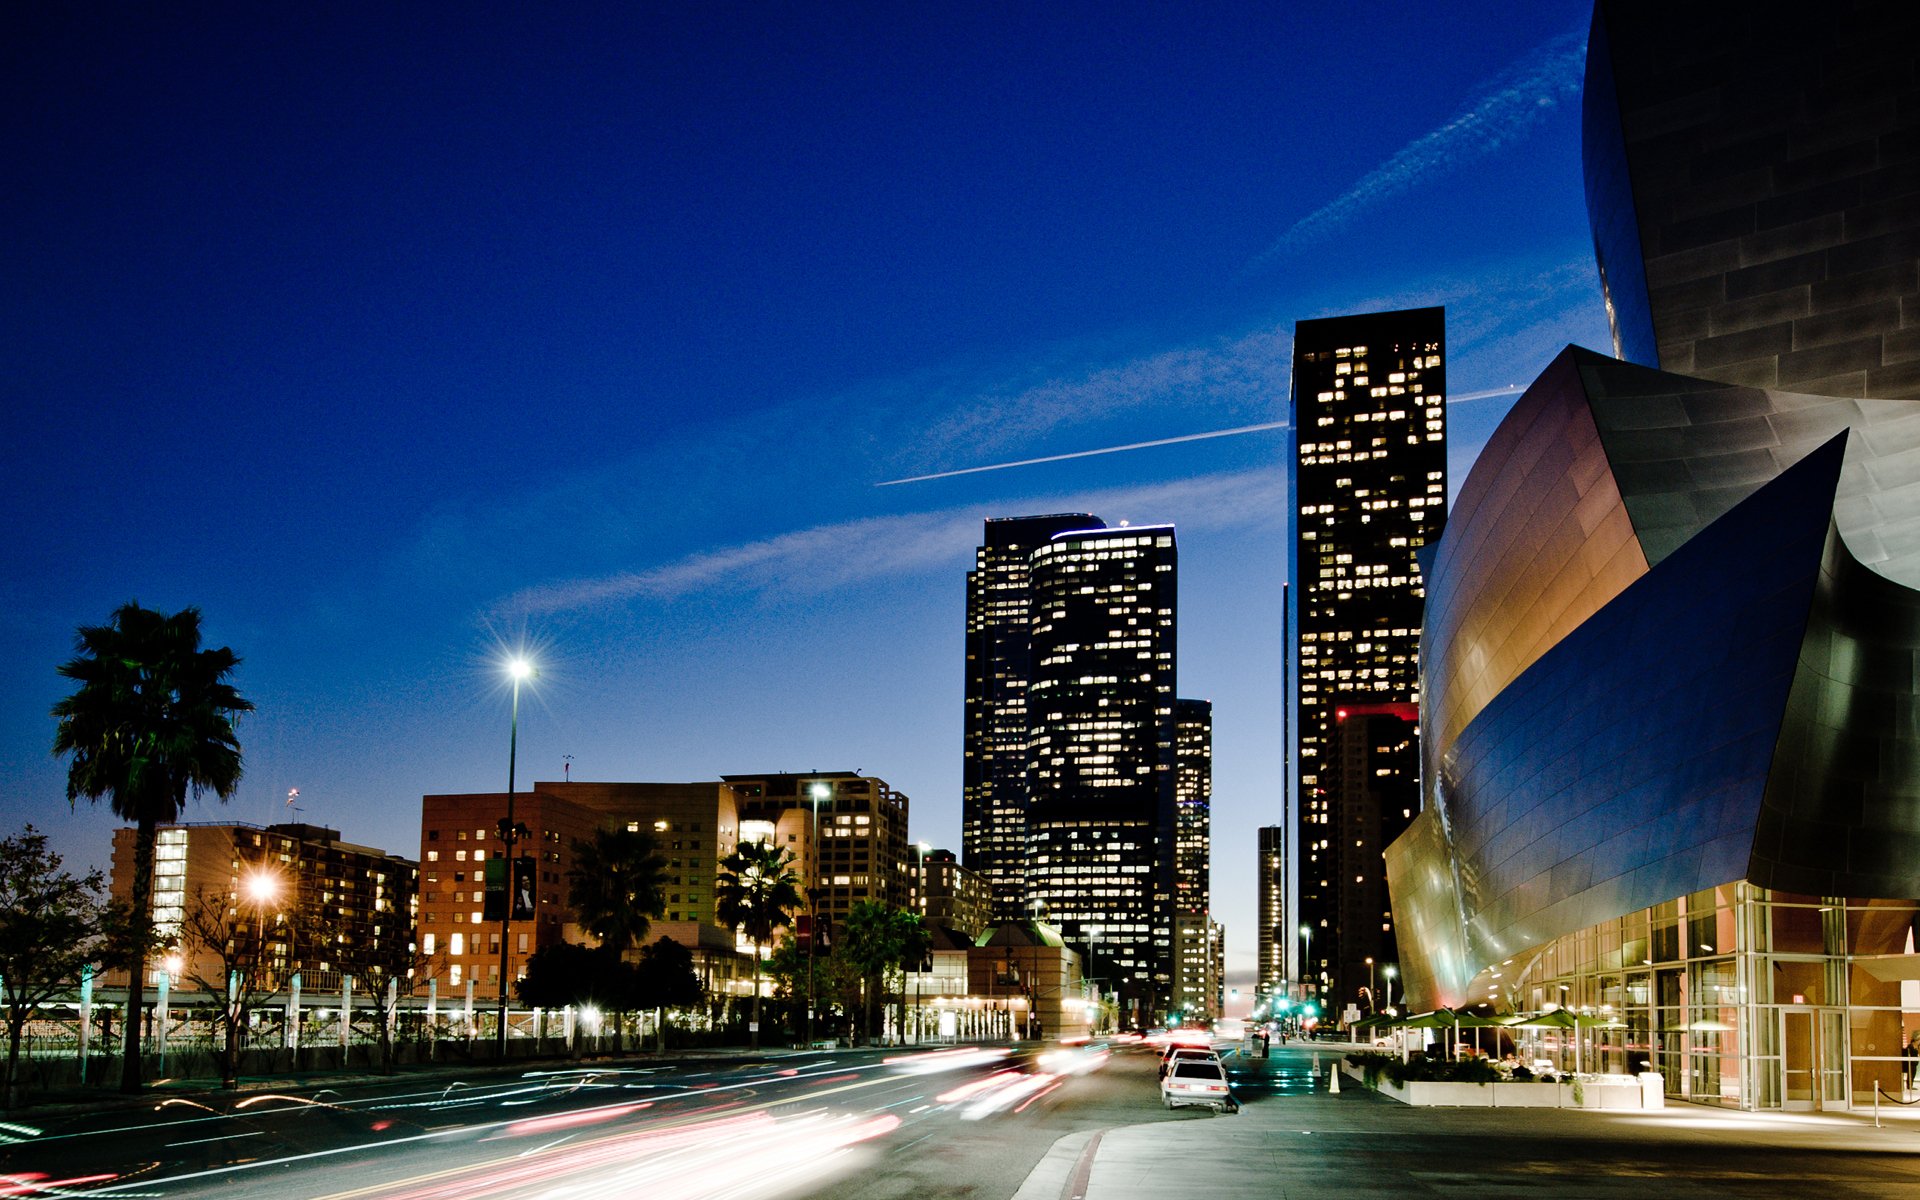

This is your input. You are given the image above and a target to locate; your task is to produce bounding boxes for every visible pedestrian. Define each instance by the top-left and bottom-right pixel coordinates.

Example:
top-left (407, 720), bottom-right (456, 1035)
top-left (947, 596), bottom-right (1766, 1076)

top-left (1903, 1033), bottom-right (1918, 1092)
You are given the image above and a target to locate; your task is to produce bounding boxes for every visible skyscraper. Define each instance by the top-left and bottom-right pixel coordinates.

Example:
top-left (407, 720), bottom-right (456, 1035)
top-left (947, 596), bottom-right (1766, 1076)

top-left (1290, 306), bottom-right (1445, 1008)
top-left (1256, 824), bottom-right (1286, 997)
top-left (1330, 703), bottom-right (1419, 1012)
top-left (1026, 524), bottom-right (1178, 1025)
top-left (963, 513), bottom-right (1103, 923)
top-left (1172, 698), bottom-right (1213, 1018)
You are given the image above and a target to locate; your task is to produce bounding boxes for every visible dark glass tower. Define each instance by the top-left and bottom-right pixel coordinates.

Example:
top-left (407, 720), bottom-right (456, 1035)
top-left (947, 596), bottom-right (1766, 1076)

top-left (1290, 306), bottom-right (1445, 1008)
top-left (1256, 824), bottom-right (1286, 998)
top-left (1173, 697), bottom-right (1212, 1018)
top-left (1026, 524), bottom-right (1177, 1026)
top-left (963, 513), bottom-right (1102, 923)
top-left (1330, 702), bottom-right (1419, 1016)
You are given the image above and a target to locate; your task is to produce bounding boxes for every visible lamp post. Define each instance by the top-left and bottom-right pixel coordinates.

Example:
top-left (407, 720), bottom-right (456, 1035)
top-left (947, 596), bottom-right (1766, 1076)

top-left (1299, 924), bottom-right (1314, 998)
top-left (245, 870), bottom-right (281, 988)
top-left (1384, 964), bottom-right (1397, 1013)
top-left (497, 656), bottom-right (533, 1056)
top-left (806, 780), bottom-right (830, 1049)
top-left (1366, 956), bottom-right (1376, 1014)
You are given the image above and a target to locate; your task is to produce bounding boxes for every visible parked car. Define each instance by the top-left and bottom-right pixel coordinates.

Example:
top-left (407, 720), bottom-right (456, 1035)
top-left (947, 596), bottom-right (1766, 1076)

top-left (1160, 1058), bottom-right (1237, 1112)
top-left (1159, 1044), bottom-right (1220, 1078)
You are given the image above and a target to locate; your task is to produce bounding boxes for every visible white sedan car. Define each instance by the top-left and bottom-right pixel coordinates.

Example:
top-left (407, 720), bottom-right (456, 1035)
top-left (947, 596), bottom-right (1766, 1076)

top-left (1160, 1057), bottom-right (1237, 1113)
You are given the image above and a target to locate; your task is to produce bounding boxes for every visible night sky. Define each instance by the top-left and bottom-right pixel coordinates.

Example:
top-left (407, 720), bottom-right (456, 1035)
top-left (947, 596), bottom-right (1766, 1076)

top-left (3, 0), bottom-right (1608, 984)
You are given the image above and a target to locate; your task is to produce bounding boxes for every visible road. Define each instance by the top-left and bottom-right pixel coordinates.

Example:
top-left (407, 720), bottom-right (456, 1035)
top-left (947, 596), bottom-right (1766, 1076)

top-left (1, 1038), bottom-right (1294, 1200)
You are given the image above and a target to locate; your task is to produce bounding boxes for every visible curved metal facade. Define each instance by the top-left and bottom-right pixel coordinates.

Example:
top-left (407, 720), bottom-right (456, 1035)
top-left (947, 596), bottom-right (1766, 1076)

top-left (1391, 348), bottom-right (1920, 1009)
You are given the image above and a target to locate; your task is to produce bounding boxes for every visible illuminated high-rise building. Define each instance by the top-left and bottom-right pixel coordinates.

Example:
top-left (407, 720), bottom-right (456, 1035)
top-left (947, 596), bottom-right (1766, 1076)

top-left (1026, 524), bottom-right (1178, 1025)
top-left (1256, 824), bottom-right (1286, 997)
top-left (963, 513), bottom-right (1103, 922)
top-left (1172, 698), bottom-right (1213, 1018)
top-left (1290, 306), bottom-right (1445, 1008)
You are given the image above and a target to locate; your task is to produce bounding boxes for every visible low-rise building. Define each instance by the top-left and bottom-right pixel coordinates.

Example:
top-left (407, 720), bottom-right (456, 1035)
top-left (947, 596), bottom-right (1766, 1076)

top-left (109, 821), bottom-right (416, 995)
top-left (917, 848), bottom-right (992, 938)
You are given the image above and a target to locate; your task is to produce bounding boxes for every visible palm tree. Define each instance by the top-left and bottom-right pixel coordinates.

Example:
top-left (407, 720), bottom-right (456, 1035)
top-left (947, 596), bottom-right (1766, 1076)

top-left (566, 827), bottom-right (669, 953)
top-left (841, 901), bottom-right (927, 1045)
top-left (714, 841), bottom-right (801, 1050)
top-left (51, 602), bottom-right (252, 1093)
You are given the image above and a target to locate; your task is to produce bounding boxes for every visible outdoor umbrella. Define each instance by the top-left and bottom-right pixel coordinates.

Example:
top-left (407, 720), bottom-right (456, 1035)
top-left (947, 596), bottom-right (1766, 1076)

top-left (1503, 1010), bottom-right (1622, 1074)
top-left (1452, 1011), bottom-right (1507, 1058)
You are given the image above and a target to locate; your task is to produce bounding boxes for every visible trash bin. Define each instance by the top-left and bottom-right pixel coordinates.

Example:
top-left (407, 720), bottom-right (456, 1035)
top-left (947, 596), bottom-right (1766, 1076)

top-left (1637, 1071), bottom-right (1665, 1110)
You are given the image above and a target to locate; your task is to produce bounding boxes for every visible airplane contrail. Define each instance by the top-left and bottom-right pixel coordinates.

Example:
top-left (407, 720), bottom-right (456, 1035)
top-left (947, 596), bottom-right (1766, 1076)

top-left (877, 384), bottom-right (1522, 486)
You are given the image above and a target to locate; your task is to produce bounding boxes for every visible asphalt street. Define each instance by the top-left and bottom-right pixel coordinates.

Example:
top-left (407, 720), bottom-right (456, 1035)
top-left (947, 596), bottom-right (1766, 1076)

top-left (2, 1039), bottom-right (1262, 1200)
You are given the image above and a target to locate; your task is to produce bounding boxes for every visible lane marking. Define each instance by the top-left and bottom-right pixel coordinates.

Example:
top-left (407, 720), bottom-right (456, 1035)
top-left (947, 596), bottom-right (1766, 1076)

top-left (163, 1131), bottom-right (264, 1149)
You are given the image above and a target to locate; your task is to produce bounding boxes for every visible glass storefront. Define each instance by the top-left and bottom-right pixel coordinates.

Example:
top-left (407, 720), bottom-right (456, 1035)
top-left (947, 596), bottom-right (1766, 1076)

top-left (1506, 885), bottom-right (1920, 1109)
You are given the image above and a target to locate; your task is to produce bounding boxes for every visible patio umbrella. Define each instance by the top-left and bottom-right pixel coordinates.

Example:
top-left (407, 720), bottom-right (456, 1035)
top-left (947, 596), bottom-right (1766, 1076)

top-left (1452, 1011), bottom-right (1507, 1058)
top-left (1503, 1011), bottom-right (1624, 1074)
top-left (1504, 1009), bottom-right (1581, 1073)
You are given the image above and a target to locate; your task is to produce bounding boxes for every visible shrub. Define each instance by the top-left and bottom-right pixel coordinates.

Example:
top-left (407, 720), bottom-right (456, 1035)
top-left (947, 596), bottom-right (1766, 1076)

top-left (1343, 1049), bottom-right (1518, 1086)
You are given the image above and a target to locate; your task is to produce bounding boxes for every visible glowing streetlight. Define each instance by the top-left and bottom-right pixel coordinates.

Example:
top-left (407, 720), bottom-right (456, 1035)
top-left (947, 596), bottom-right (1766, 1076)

top-left (497, 654), bottom-right (535, 1055)
top-left (1299, 924), bottom-right (1314, 996)
top-left (805, 780), bottom-right (831, 1049)
top-left (246, 870), bottom-right (282, 986)
top-left (1384, 963), bottom-right (1397, 1012)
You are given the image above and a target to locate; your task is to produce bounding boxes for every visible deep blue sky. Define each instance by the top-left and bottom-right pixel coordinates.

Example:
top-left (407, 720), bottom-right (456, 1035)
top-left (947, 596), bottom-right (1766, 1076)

top-left (3, 1), bottom-right (1606, 982)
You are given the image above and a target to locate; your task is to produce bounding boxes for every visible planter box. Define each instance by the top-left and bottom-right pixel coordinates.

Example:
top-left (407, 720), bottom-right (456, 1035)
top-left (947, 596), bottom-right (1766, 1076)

top-left (1346, 1060), bottom-right (1661, 1109)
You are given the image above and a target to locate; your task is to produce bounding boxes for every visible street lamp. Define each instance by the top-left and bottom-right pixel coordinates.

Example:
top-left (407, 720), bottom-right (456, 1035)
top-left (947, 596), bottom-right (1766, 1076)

top-left (1366, 956), bottom-right (1376, 1014)
top-left (1384, 964), bottom-right (1397, 1013)
top-left (245, 870), bottom-right (281, 989)
top-left (1299, 924), bottom-right (1313, 996)
top-left (497, 655), bottom-right (534, 1056)
top-left (806, 780), bottom-right (830, 1049)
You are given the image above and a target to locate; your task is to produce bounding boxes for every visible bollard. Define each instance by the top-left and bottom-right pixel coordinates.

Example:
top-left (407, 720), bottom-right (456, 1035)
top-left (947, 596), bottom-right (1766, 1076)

top-left (1329, 1060), bottom-right (1341, 1093)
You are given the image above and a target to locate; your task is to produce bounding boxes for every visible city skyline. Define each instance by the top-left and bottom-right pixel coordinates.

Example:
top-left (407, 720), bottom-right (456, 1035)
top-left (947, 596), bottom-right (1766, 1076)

top-left (4, 0), bottom-right (1610, 988)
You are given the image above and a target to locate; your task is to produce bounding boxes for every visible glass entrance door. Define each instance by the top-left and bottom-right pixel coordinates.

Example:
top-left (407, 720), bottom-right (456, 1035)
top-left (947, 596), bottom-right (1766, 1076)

top-left (1780, 1007), bottom-right (1849, 1111)
top-left (1782, 1008), bottom-right (1816, 1109)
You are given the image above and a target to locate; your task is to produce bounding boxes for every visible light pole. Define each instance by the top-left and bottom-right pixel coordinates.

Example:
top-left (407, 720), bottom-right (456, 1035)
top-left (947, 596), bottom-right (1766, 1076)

top-left (497, 656), bottom-right (533, 1056)
top-left (1384, 964), bottom-right (1397, 1013)
top-left (1366, 956), bottom-right (1376, 1014)
top-left (1299, 924), bottom-right (1314, 998)
top-left (806, 780), bottom-right (830, 1049)
top-left (245, 870), bottom-right (281, 989)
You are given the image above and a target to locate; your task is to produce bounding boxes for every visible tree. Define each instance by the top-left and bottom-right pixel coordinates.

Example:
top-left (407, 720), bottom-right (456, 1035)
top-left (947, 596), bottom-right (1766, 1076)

top-left (517, 942), bottom-right (634, 1051)
top-left (632, 937), bottom-right (703, 1053)
top-left (0, 827), bottom-right (117, 1108)
top-left (566, 827), bottom-right (668, 953)
top-left (52, 602), bottom-right (253, 1093)
top-left (172, 883), bottom-right (319, 1089)
top-left (840, 901), bottom-right (926, 1045)
top-left (714, 842), bottom-right (801, 1050)
top-left (347, 925), bottom-right (442, 1076)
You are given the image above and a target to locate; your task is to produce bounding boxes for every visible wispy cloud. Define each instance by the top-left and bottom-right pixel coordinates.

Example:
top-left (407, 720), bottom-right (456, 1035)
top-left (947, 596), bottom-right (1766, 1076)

top-left (911, 327), bottom-right (1292, 469)
top-left (1248, 27), bottom-right (1588, 271)
top-left (491, 469), bottom-right (1290, 618)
